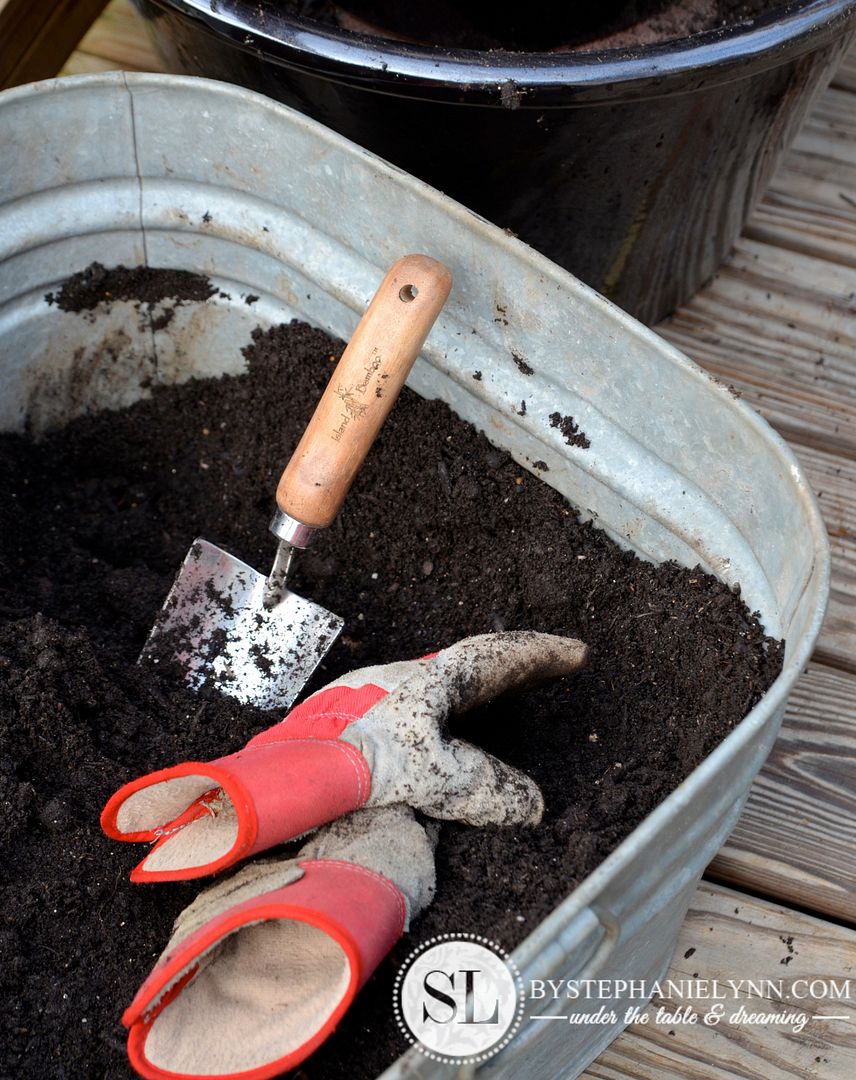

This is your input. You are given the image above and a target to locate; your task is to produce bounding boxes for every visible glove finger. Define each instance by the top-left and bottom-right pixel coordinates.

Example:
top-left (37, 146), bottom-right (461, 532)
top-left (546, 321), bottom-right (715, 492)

top-left (357, 632), bottom-right (586, 753)
top-left (414, 738), bottom-right (545, 826)
top-left (347, 631), bottom-right (581, 821)
top-left (432, 631), bottom-right (588, 714)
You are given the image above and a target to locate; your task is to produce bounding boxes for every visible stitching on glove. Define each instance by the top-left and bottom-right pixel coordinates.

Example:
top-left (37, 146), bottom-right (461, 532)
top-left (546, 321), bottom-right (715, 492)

top-left (223, 737), bottom-right (372, 809)
top-left (150, 789), bottom-right (222, 841)
top-left (269, 684), bottom-right (388, 741)
top-left (296, 738), bottom-right (372, 806)
top-left (286, 711), bottom-right (370, 729)
top-left (253, 715), bottom-right (371, 746)
top-left (304, 858), bottom-right (407, 931)
top-left (327, 741), bottom-right (371, 806)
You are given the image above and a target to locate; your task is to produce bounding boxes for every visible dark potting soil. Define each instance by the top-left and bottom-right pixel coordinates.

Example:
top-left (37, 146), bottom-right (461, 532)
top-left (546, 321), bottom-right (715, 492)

top-left (549, 411), bottom-right (591, 450)
top-left (0, 275), bottom-right (783, 1079)
top-left (45, 262), bottom-right (217, 313)
top-left (45, 262), bottom-right (217, 333)
top-left (280, 0), bottom-right (785, 53)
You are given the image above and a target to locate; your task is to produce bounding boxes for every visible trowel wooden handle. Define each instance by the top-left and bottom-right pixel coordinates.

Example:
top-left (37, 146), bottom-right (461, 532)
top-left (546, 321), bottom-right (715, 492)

top-left (276, 254), bottom-right (452, 531)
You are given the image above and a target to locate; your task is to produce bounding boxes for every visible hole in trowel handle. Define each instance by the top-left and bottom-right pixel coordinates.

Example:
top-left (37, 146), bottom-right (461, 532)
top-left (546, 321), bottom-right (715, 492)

top-left (399, 283), bottom-right (418, 302)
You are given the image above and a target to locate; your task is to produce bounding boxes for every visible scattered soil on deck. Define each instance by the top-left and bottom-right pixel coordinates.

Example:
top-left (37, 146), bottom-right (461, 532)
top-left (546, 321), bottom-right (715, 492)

top-left (0, 278), bottom-right (782, 1079)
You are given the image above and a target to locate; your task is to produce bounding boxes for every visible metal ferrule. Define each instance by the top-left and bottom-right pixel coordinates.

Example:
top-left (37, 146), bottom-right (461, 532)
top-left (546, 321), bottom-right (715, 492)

top-left (269, 507), bottom-right (317, 549)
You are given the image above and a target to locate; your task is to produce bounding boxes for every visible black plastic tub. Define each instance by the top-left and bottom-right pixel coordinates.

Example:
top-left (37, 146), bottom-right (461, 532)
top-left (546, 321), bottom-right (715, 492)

top-left (136, 0), bottom-right (856, 323)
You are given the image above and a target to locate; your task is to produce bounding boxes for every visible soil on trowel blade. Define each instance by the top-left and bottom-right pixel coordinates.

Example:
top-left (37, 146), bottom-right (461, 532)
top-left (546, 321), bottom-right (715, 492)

top-left (280, 0), bottom-right (784, 53)
top-left (0, 275), bottom-right (783, 1080)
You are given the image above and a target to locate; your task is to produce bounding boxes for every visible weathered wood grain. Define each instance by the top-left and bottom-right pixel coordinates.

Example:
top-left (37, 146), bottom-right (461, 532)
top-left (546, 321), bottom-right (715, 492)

top-left (748, 166), bottom-right (856, 270)
top-left (60, 51), bottom-right (122, 77)
top-left (815, 595), bottom-right (856, 675)
top-left (658, 239), bottom-right (856, 460)
top-left (583, 882), bottom-right (856, 1079)
top-left (791, 86), bottom-right (856, 165)
top-left (61, 0), bottom-right (166, 76)
top-left (710, 664), bottom-right (856, 923)
top-left (0, 0), bottom-right (108, 88)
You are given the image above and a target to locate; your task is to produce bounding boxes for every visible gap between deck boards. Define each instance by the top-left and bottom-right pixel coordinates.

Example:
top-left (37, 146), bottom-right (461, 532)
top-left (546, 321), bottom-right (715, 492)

top-left (656, 58), bottom-right (856, 929)
top-left (581, 881), bottom-right (856, 1080)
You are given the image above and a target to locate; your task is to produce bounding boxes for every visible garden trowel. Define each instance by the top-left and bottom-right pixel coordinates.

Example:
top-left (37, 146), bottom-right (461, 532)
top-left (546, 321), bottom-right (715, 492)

top-left (140, 255), bottom-right (452, 709)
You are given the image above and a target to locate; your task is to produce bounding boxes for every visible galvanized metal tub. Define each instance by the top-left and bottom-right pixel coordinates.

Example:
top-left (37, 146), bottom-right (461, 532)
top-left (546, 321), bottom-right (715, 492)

top-left (0, 72), bottom-right (829, 1080)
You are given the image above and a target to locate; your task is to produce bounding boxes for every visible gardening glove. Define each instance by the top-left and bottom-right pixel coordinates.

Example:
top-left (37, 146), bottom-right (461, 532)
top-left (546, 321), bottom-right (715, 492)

top-left (102, 630), bottom-right (587, 882)
top-left (123, 805), bottom-right (435, 1080)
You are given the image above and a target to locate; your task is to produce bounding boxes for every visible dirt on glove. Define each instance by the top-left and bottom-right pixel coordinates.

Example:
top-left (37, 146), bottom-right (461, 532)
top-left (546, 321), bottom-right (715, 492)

top-left (0, 268), bottom-right (783, 1079)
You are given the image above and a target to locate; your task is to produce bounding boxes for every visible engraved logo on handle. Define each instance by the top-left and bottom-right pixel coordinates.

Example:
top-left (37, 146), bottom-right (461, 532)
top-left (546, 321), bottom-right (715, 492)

top-left (331, 349), bottom-right (383, 441)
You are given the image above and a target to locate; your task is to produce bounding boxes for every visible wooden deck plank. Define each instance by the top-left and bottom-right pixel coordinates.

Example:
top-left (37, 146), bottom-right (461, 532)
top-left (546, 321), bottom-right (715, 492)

top-left (61, 0), bottom-right (165, 75)
top-left (1, 0), bottom-right (108, 88)
top-left (61, 50), bottom-right (125, 77)
top-left (584, 882), bottom-right (856, 1079)
top-left (815, 595), bottom-right (856, 675)
top-left (791, 86), bottom-right (856, 166)
top-left (658, 239), bottom-right (856, 462)
top-left (710, 664), bottom-right (856, 923)
top-left (797, 444), bottom-right (856, 587)
top-left (748, 165), bottom-right (856, 270)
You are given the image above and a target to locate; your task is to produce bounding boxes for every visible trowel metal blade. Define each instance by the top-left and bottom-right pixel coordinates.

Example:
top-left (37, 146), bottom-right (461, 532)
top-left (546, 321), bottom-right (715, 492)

top-left (140, 539), bottom-right (343, 710)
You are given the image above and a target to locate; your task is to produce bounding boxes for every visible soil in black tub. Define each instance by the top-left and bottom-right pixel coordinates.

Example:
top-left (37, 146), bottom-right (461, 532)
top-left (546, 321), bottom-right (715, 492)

top-left (0, 271), bottom-right (782, 1079)
top-left (281, 0), bottom-right (784, 52)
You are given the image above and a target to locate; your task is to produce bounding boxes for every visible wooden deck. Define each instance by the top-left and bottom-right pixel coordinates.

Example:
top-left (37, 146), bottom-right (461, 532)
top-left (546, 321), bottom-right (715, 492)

top-left (52, 7), bottom-right (856, 1078)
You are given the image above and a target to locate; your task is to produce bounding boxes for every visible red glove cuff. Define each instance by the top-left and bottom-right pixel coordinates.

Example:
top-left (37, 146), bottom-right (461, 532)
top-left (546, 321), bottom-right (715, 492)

top-left (101, 738), bottom-right (372, 882)
top-left (124, 859), bottom-right (407, 1080)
